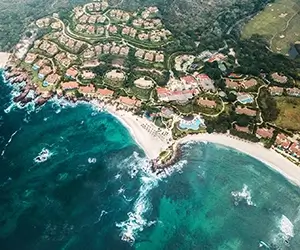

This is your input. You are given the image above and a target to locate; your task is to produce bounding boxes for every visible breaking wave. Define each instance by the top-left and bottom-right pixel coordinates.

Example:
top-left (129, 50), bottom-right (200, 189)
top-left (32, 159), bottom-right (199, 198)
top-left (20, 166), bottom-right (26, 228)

top-left (231, 184), bottom-right (256, 207)
top-left (34, 148), bottom-right (53, 163)
top-left (116, 151), bottom-right (187, 244)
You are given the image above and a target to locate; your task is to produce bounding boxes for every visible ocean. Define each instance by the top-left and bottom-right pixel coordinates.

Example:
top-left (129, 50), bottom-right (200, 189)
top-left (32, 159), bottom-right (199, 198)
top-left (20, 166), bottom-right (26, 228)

top-left (1, 70), bottom-right (300, 250)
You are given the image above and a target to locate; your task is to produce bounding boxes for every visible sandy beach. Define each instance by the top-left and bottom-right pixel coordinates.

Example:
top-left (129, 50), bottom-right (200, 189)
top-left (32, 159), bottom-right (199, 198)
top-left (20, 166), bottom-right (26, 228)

top-left (179, 133), bottom-right (300, 186)
top-left (0, 52), bottom-right (11, 68)
top-left (105, 104), bottom-right (172, 159)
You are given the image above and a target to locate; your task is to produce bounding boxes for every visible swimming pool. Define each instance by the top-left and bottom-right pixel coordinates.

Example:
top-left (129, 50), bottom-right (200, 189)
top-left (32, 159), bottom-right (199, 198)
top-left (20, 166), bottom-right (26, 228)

top-left (179, 117), bottom-right (205, 130)
top-left (237, 95), bottom-right (254, 104)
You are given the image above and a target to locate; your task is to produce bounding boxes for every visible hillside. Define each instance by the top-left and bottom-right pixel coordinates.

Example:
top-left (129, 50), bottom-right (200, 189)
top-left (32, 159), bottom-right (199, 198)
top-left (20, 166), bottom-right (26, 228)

top-left (0, 0), bottom-right (87, 51)
top-left (118, 0), bottom-right (270, 39)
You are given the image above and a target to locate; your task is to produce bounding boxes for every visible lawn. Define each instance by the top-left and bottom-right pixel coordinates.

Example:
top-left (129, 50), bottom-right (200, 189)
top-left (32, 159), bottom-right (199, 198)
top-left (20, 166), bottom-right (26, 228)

top-left (275, 97), bottom-right (300, 131)
top-left (242, 0), bottom-right (300, 54)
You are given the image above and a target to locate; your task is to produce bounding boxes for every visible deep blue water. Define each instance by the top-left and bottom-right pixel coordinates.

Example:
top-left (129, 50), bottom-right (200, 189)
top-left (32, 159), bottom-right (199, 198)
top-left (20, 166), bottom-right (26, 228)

top-left (1, 70), bottom-right (300, 250)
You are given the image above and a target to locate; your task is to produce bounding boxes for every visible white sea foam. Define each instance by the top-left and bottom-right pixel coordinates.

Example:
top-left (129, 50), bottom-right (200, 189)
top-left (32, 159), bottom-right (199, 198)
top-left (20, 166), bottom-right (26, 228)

top-left (231, 184), bottom-right (256, 207)
top-left (116, 152), bottom-right (160, 244)
top-left (94, 210), bottom-right (108, 224)
top-left (88, 157), bottom-right (97, 164)
top-left (34, 148), bottom-right (53, 163)
top-left (116, 151), bottom-right (188, 244)
top-left (114, 173), bottom-right (121, 180)
top-left (279, 215), bottom-right (294, 239)
top-left (1, 129), bottom-right (20, 156)
top-left (270, 214), bottom-right (295, 247)
top-left (118, 187), bottom-right (125, 194)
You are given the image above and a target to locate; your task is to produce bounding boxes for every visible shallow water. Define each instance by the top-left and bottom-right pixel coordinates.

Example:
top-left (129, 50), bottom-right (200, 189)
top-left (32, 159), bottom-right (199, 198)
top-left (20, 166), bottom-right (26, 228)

top-left (1, 71), bottom-right (300, 249)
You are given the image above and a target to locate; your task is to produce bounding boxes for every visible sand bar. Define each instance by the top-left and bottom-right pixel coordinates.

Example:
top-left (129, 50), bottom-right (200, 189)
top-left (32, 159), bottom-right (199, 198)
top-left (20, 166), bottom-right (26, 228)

top-left (0, 52), bottom-right (11, 68)
top-left (179, 133), bottom-right (300, 186)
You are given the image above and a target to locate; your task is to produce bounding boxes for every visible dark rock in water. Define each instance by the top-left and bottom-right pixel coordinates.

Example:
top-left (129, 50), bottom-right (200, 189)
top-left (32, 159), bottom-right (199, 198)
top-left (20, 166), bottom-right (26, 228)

top-left (35, 97), bottom-right (49, 106)
top-left (21, 97), bottom-right (33, 104)
top-left (14, 88), bottom-right (30, 102)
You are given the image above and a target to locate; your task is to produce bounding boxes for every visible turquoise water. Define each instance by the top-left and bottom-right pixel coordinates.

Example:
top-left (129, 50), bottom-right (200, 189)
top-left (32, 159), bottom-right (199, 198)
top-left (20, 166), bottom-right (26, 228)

top-left (179, 117), bottom-right (204, 130)
top-left (1, 71), bottom-right (300, 249)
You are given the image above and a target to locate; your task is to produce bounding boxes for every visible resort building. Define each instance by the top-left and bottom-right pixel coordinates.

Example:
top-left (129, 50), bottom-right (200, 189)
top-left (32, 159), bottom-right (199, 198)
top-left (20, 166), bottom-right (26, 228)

top-left (225, 78), bottom-right (239, 89)
top-left (134, 77), bottom-right (154, 89)
top-left (106, 70), bottom-right (125, 81)
top-left (195, 74), bottom-right (215, 92)
top-left (66, 68), bottom-right (79, 79)
top-left (256, 128), bottom-right (274, 139)
top-left (271, 72), bottom-right (288, 84)
top-left (207, 53), bottom-right (226, 63)
top-left (109, 25), bottom-right (118, 34)
top-left (135, 49), bottom-right (145, 58)
top-left (97, 88), bottom-right (114, 98)
top-left (289, 142), bottom-right (300, 158)
top-left (160, 107), bottom-right (174, 118)
top-left (275, 133), bottom-right (291, 149)
top-left (198, 98), bottom-right (217, 108)
top-left (243, 78), bottom-right (257, 89)
top-left (180, 75), bottom-right (197, 86)
top-left (61, 81), bottom-right (79, 90)
top-left (39, 66), bottom-right (52, 79)
top-left (235, 107), bottom-right (256, 117)
top-left (144, 52), bottom-right (154, 61)
top-left (118, 96), bottom-right (142, 107)
top-left (155, 53), bottom-right (164, 62)
top-left (269, 86), bottom-right (284, 96)
top-left (79, 84), bottom-right (95, 96)
top-left (81, 70), bottom-right (96, 80)
top-left (44, 73), bottom-right (60, 86)
top-left (235, 125), bottom-right (250, 133)
top-left (157, 87), bottom-right (198, 102)
top-left (24, 53), bottom-right (37, 64)
top-left (286, 88), bottom-right (300, 97)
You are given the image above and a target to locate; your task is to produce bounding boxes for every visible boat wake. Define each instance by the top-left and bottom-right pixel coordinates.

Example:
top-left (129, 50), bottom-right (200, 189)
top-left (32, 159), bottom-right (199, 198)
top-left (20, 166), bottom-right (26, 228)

top-left (1, 129), bottom-right (20, 157)
top-left (231, 184), bottom-right (256, 207)
top-left (34, 148), bottom-right (53, 163)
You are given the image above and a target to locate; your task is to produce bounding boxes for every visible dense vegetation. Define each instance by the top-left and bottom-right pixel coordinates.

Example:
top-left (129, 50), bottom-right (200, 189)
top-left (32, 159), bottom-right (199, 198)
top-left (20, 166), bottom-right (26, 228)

top-left (257, 88), bottom-right (279, 122)
top-left (121, 0), bottom-right (272, 44)
top-left (0, 0), bottom-right (87, 51)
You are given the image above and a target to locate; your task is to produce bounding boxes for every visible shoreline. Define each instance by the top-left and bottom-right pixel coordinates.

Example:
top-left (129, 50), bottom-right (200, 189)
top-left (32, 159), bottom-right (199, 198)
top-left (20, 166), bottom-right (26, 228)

top-left (98, 102), bottom-right (172, 159)
top-left (102, 103), bottom-right (300, 187)
top-left (0, 52), bottom-right (11, 69)
top-left (179, 133), bottom-right (300, 186)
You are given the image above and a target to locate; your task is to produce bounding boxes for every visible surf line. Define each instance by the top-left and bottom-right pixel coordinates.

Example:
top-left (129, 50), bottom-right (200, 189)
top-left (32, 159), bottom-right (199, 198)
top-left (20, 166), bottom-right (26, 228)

top-left (1, 128), bottom-right (21, 157)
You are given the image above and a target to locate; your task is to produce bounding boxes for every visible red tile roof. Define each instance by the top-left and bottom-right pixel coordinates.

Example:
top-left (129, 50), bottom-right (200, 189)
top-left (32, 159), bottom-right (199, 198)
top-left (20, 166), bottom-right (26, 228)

top-left (195, 73), bottom-right (210, 81)
top-left (235, 125), bottom-right (250, 133)
top-left (236, 107), bottom-right (256, 116)
top-left (256, 128), bottom-right (274, 139)
top-left (180, 75), bottom-right (197, 84)
top-left (79, 84), bottom-right (95, 94)
top-left (226, 78), bottom-right (239, 89)
top-left (275, 133), bottom-right (291, 149)
top-left (198, 99), bottom-right (216, 108)
top-left (61, 81), bottom-right (79, 90)
top-left (66, 68), bottom-right (78, 78)
top-left (97, 88), bottom-right (114, 96)
top-left (119, 96), bottom-right (140, 106)
top-left (243, 79), bottom-right (257, 88)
